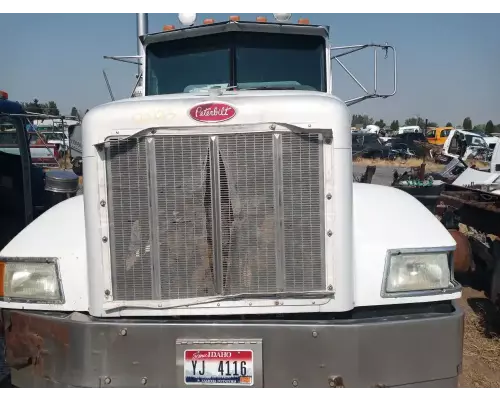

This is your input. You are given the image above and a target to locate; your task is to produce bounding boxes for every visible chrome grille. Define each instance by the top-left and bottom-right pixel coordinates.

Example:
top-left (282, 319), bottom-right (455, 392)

top-left (106, 131), bottom-right (325, 302)
top-left (107, 139), bottom-right (152, 300)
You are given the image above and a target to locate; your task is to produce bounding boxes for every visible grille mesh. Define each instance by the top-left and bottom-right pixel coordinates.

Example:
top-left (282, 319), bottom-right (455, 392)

top-left (282, 134), bottom-right (323, 291)
top-left (107, 139), bottom-right (152, 300)
top-left (106, 131), bottom-right (325, 301)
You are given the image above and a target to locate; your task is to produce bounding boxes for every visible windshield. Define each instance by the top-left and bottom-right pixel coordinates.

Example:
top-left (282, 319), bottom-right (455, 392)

top-left (465, 135), bottom-right (487, 147)
top-left (146, 32), bottom-right (326, 95)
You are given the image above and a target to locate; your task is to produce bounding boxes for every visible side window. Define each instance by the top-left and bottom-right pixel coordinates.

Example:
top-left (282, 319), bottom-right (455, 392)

top-left (440, 129), bottom-right (451, 138)
top-left (426, 129), bottom-right (436, 138)
top-left (449, 135), bottom-right (460, 154)
top-left (0, 116), bottom-right (20, 147)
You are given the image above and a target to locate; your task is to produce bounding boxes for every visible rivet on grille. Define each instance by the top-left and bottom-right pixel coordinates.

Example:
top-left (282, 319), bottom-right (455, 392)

top-left (327, 230), bottom-right (333, 237)
top-left (100, 200), bottom-right (106, 207)
top-left (104, 289), bottom-right (110, 296)
top-left (270, 124), bottom-right (276, 130)
top-left (325, 138), bottom-right (332, 145)
top-left (102, 236), bottom-right (108, 243)
top-left (249, 302), bottom-right (252, 306)
top-left (326, 193), bottom-right (332, 200)
top-left (328, 285), bottom-right (333, 291)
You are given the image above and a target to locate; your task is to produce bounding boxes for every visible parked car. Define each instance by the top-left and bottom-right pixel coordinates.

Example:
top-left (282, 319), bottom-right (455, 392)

top-left (351, 132), bottom-right (390, 159)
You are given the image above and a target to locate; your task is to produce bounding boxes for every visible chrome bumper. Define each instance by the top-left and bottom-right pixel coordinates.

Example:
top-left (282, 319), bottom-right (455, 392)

top-left (1, 301), bottom-right (464, 388)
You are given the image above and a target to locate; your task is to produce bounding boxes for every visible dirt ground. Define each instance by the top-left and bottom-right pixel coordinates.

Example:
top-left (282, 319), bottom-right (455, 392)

top-left (459, 286), bottom-right (500, 387)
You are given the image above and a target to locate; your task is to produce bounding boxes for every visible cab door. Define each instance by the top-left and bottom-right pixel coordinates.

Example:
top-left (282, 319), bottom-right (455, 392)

top-left (426, 128), bottom-right (437, 144)
top-left (437, 128), bottom-right (452, 146)
top-left (0, 115), bottom-right (33, 249)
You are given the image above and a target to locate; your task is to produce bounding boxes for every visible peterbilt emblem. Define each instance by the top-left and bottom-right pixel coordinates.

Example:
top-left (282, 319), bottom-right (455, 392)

top-left (189, 102), bottom-right (236, 123)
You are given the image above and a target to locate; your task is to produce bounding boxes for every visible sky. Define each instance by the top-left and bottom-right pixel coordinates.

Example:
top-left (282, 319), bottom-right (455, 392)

top-left (1, 13), bottom-right (499, 126)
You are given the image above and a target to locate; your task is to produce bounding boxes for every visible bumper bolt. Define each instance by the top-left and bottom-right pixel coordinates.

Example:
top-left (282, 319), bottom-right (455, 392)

top-left (326, 193), bottom-right (332, 200)
top-left (119, 328), bottom-right (127, 336)
top-left (312, 331), bottom-right (318, 338)
top-left (102, 236), bottom-right (108, 243)
top-left (104, 376), bottom-right (111, 385)
top-left (328, 376), bottom-right (344, 388)
top-left (100, 200), bottom-right (106, 207)
top-left (292, 379), bottom-right (298, 387)
top-left (141, 377), bottom-right (148, 385)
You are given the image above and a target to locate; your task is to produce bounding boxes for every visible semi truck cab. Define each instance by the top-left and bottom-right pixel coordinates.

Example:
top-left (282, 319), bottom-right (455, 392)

top-left (0, 14), bottom-right (463, 388)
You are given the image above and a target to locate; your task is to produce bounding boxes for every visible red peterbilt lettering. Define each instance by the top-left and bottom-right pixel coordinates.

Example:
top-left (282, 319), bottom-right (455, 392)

top-left (189, 102), bottom-right (236, 123)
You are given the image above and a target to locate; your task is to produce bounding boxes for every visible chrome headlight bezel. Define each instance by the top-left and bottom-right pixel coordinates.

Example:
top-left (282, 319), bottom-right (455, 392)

top-left (0, 257), bottom-right (64, 304)
top-left (380, 247), bottom-right (462, 298)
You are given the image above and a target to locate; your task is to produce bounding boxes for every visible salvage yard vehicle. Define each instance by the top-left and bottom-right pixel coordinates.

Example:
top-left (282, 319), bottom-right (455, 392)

top-left (442, 129), bottom-right (491, 162)
top-left (0, 14), bottom-right (463, 388)
top-left (426, 126), bottom-right (453, 146)
top-left (0, 92), bottom-right (80, 385)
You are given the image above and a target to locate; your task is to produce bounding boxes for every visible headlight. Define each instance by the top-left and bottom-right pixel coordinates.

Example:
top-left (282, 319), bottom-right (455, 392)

top-left (383, 251), bottom-right (451, 295)
top-left (0, 259), bottom-right (62, 302)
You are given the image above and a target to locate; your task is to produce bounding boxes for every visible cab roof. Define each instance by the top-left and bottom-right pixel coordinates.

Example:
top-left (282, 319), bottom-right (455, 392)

top-left (0, 98), bottom-right (25, 115)
top-left (142, 20), bottom-right (330, 46)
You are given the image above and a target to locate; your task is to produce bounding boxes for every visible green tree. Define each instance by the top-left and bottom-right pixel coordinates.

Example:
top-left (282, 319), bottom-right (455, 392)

top-left (462, 117), bottom-right (472, 130)
top-left (446, 122), bottom-right (453, 127)
top-left (22, 98), bottom-right (44, 114)
top-left (43, 100), bottom-right (60, 116)
top-left (374, 119), bottom-right (386, 129)
top-left (390, 120), bottom-right (399, 131)
top-left (485, 120), bottom-right (495, 134)
top-left (473, 124), bottom-right (485, 133)
top-left (70, 106), bottom-right (79, 117)
top-left (404, 117), bottom-right (428, 129)
top-left (427, 122), bottom-right (438, 128)
top-left (351, 114), bottom-right (374, 128)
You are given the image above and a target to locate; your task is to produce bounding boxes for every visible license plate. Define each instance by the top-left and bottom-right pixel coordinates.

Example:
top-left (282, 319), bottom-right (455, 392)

top-left (184, 349), bottom-right (254, 386)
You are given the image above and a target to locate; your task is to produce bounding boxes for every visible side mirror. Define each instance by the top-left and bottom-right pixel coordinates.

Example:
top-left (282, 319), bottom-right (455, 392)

top-left (72, 156), bottom-right (83, 176)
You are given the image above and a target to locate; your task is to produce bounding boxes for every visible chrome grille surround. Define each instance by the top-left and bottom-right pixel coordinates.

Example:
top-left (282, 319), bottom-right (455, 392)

top-left (106, 130), bottom-right (326, 302)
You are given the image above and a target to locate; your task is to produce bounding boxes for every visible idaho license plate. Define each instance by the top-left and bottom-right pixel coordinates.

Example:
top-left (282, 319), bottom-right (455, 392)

top-left (184, 349), bottom-right (254, 386)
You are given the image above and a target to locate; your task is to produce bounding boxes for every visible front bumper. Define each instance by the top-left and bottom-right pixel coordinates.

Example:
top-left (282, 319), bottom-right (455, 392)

top-left (1, 302), bottom-right (464, 388)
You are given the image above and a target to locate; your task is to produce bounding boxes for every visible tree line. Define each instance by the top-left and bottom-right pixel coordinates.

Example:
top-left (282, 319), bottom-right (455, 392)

top-left (20, 99), bottom-right (86, 120)
top-left (352, 114), bottom-right (500, 134)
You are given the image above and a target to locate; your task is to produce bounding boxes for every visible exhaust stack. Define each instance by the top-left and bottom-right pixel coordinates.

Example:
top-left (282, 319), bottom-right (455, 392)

top-left (136, 13), bottom-right (148, 83)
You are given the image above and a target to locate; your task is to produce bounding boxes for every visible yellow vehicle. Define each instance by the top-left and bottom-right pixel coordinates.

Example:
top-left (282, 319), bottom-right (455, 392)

top-left (426, 126), bottom-right (454, 145)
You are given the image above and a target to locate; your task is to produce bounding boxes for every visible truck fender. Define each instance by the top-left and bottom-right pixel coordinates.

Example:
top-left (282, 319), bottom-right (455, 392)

top-left (0, 195), bottom-right (88, 312)
top-left (352, 183), bottom-right (458, 307)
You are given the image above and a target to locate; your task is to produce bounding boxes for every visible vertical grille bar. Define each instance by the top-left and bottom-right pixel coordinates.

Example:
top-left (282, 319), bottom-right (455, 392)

top-left (146, 137), bottom-right (162, 299)
top-left (319, 134), bottom-right (326, 285)
top-left (209, 136), bottom-right (223, 294)
top-left (273, 133), bottom-right (285, 291)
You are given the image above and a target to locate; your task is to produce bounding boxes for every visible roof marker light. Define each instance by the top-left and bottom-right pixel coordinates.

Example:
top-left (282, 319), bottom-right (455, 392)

top-left (256, 16), bottom-right (267, 22)
top-left (163, 25), bottom-right (175, 31)
top-left (273, 13), bottom-right (292, 22)
top-left (203, 18), bottom-right (215, 24)
top-left (298, 18), bottom-right (310, 24)
top-left (229, 16), bottom-right (240, 21)
top-left (178, 13), bottom-right (197, 26)
top-left (0, 91), bottom-right (8, 100)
